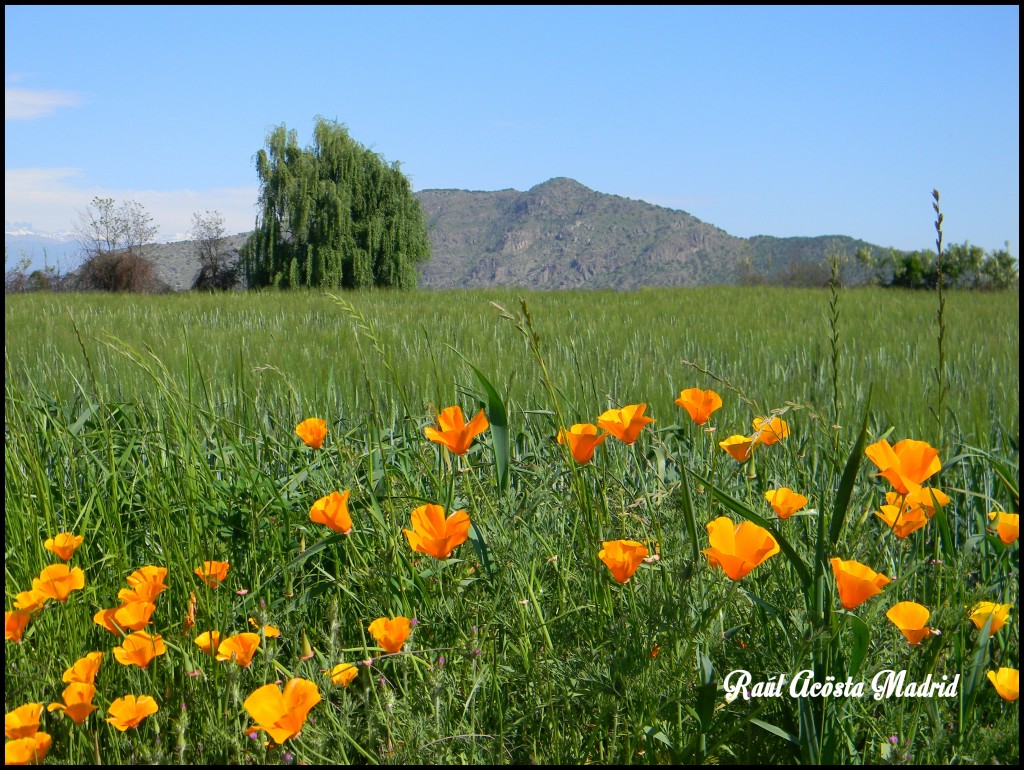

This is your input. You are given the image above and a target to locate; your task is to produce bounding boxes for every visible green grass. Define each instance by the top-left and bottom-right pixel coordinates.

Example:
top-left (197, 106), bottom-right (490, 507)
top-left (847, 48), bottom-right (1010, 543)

top-left (4, 286), bottom-right (1019, 765)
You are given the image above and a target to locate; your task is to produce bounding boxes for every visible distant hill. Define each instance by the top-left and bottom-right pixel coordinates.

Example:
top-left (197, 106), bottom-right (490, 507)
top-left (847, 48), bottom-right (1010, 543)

top-left (11, 178), bottom-right (888, 291)
top-left (414, 178), bottom-right (879, 289)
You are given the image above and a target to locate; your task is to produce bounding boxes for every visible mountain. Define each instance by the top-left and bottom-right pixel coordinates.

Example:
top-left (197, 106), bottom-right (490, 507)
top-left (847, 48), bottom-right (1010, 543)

top-left (8, 179), bottom-right (886, 291)
top-left (414, 178), bottom-right (878, 289)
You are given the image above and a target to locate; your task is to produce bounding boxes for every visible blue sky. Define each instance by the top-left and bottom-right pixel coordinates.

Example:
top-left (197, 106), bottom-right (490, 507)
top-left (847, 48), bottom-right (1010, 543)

top-left (5, 5), bottom-right (1019, 256)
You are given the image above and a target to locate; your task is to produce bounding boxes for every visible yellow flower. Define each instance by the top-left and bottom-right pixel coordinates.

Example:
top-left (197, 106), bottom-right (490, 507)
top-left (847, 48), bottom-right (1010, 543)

top-left (5, 610), bottom-right (32, 642)
top-left (886, 601), bottom-right (933, 645)
top-left (888, 487), bottom-right (950, 518)
top-left (13, 590), bottom-right (48, 612)
top-left (5, 703), bottom-right (43, 739)
top-left (106, 695), bottom-right (158, 731)
top-left (330, 662), bottom-right (359, 687)
top-left (751, 416), bottom-right (790, 447)
top-left (249, 618), bottom-right (282, 637)
top-left (4, 732), bottom-right (51, 765)
top-left (596, 404), bottom-right (656, 445)
top-left (675, 388), bottom-right (723, 426)
top-left (986, 668), bottom-right (1019, 701)
top-left (216, 632), bottom-right (261, 667)
top-left (121, 565), bottom-right (168, 603)
top-left (44, 532), bottom-right (84, 561)
top-left (969, 601), bottom-right (1012, 633)
top-left (874, 505), bottom-right (930, 538)
top-left (243, 678), bottom-right (321, 744)
top-left (719, 434), bottom-right (754, 462)
top-left (112, 631), bottom-right (167, 668)
top-left (195, 560), bottom-right (229, 589)
top-left (194, 631), bottom-right (223, 656)
top-left (830, 558), bottom-right (891, 611)
top-left (368, 616), bottom-right (412, 655)
top-left (864, 438), bottom-right (941, 495)
top-left (47, 683), bottom-right (98, 725)
top-left (988, 511), bottom-right (1019, 545)
top-left (403, 504), bottom-right (471, 560)
top-left (703, 517), bottom-right (780, 580)
top-left (598, 539), bottom-right (649, 583)
top-left (31, 564), bottom-right (85, 602)
top-left (295, 417), bottom-right (327, 449)
top-left (557, 423), bottom-right (609, 464)
top-left (62, 652), bottom-right (104, 684)
top-left (309, 490), bottom-right (353, 534)
top-left (424, 405), bottom-right (489, 456)
top-left (764, 488), bottom-right (808, 519)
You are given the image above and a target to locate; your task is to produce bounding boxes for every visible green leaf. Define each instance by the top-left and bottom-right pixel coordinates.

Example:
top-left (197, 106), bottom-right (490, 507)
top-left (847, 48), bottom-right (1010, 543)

top-left (845, 612), bottom-right (870, 679)
top-left (450, 348), bottom-right (510, 493)
top-left (750, 717), bottom-right (799, 746)
top-left (829, 386), bottom-right (872, 548)
top-left (468, 522), bottom-right (494, 578)
top-left (678, 463), bottom-right (700, 565)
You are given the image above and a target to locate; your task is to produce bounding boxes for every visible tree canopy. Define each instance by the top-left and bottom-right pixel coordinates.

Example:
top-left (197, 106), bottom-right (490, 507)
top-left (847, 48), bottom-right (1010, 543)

top-left (242, 118), bottom-right (430, 289)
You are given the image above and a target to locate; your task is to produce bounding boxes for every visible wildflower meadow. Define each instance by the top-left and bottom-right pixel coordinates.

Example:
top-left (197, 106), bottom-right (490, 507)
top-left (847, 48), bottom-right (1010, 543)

top-left (4, 283), bottom-right (1019, 765)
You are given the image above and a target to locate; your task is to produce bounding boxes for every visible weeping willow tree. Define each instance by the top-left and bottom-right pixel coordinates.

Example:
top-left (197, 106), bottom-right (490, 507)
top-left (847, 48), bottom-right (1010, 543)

top-left (242, 118), bottom-right (430, 289)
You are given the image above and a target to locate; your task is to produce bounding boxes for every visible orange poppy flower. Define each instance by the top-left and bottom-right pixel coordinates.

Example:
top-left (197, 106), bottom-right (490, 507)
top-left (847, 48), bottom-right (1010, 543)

top-left (249, 618), bottom-right (282, 637)
top-left (47, 683), bottom-right (98, 725)
top-left (899, 487), bottom-right (950, 517)
top-left (63, 652), bottom-right (104, 684)
top-left (44, 532), bottom-right (84, 561)
top-left (703, 517), bottom-right (780, 580)
top-left (830, 558), bottom-right (891, 610)
top-left (195, 560), bottom-right (230, 589)
top-left (424, 405), bottom-right (489, 456)
top-left (106, 695), bottom-right (158, 731)
top-left (5, 703), bottom-right (43, 739)
top-left (864, 438), bottom-right (941, 495)
top-left (330, 663), bottom-right (359, 687)
top-left (988, 511), bottom-right (1019, 545)
top-left (598, 539), bottom-right (649, 583)
top-left (675, 388), bottom-right (723, 426)
top-left (875, 505), bottom-right (930, 538)
top-left (764, 488), bottom-right (808, 519)
top-left (194, 631), bottom-right (223, 656)
top-left (969, 602), bottom-right (1012, 633)
top-left (557, 423), bottom-right (609, 464)
top-left (368, 616), bottom-right (412, 655)
top-left (309, 490), bottom-right (353, 534)
top-left (596, 404), bottom-right (656, 445)
top-left (93, 607), bottom-right (123, 635)
top-left (31, 564), bottom-right (85, 602)
top-left (719, 434), bottom-right (754, 462)
top-left (121, 566), bottom-right (169, 603)
top-left (403, 504), bottom-right (471, 560)
top-left (751, 416), bottom-right (790, 447)
top-left (114, 601), bottom-right (156, 631)
top-left (886, 601), bottom-right (933, 645)
top-left (216, 632), bottom-right (261, 667)
top-left (5, 610), bottom-right (32, 642)
top-left (295, 418), bottom-right (327, 449)
top-left (243, 678), bottom-right (321, 744)
top-left (987, 668), bottom-right (1019, 701)
top-left (13, 590), bottom-right (48, 612)
top-left (4, 732), bottom-right (51, 765)
top-left (112, 631), bottom-right (166, 668)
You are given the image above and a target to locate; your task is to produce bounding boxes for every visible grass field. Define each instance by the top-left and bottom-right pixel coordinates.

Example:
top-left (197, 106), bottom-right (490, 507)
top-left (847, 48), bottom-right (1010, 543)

top-left (4, 286), bottom-right (1019, 765)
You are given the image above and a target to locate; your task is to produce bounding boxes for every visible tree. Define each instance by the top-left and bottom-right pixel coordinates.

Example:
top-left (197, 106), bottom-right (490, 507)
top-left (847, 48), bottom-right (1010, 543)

top-left (73, 197), bottom-right (163, 292)
top-left (242, 117), bottom-right (430, 289)
top-left (191, 210), bottom-right (239, 291)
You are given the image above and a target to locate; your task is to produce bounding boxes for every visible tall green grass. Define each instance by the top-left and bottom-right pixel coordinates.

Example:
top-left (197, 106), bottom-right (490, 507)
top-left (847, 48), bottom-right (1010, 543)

top-left (4, 286), bottom-right (1019, 765)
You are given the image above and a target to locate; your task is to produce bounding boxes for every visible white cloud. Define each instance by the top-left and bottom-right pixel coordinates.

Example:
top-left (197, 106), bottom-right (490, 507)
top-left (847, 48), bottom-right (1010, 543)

top-left (5, 86), bottom-right (81, 120)
top-left (5, 167), bottom-right (259, 239)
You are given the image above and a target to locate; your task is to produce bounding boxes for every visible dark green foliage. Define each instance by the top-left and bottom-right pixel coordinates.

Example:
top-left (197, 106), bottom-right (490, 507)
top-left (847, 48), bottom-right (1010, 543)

top-left (857, 241), bottom-right (1019, 290)
top-left (242, 118), bottom-right (430, 289)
